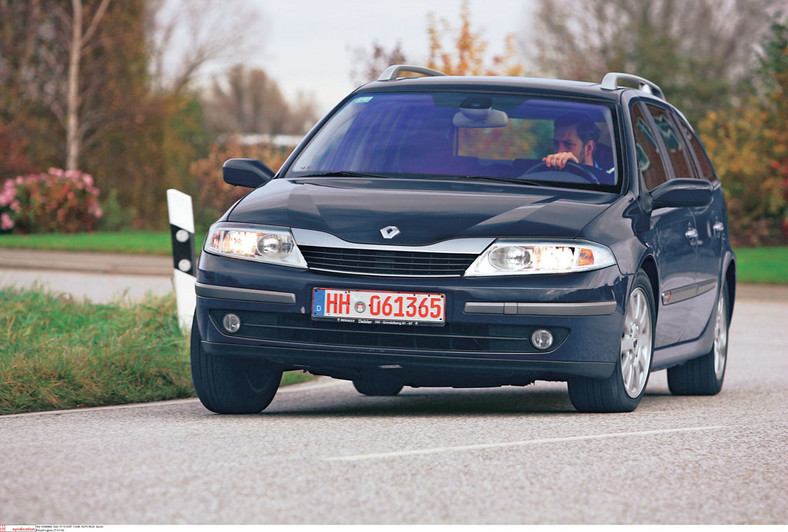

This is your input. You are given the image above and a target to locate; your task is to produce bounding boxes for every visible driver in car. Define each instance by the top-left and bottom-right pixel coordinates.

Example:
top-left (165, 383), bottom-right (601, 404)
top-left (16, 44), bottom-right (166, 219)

top-left (542, 112), bottom-right (613, 182)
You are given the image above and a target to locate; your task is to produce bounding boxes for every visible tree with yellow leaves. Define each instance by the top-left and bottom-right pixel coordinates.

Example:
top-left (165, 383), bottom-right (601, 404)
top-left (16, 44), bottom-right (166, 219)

top-left (699, 17), bottom-right (787, 245)
top-left (350, 1), bottom-right (524, 82)
top-left (427, 0), bottom-right (523, 77)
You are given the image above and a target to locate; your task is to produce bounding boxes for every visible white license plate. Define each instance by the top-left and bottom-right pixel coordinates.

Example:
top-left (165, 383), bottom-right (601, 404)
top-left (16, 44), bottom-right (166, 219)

top-left (312, 288), bottom-right (445, 326)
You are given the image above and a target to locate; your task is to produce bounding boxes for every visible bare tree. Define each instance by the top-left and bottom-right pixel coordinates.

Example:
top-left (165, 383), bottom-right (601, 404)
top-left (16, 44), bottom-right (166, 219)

top-left (0, 1), bottom-right (45, 96)
top-left (0, 1), bottom-right (48, 175)
top-left (9, 0), bottom-right (113, 171)
top-left (1, 1), bottom-right (157, 175)
top-left (145, 0), bottom-right (264, 94)
top-left (349, 42), bottom-right (408, 86)
top-left (204, 64), bottom-right (319, 136)
top-left (288, 91), bottom-right (320, 134)
top-left (65, 0), bottom-right (111, 170)
top-left (3, 0), bottom-right (261, 171)
top-left (524, 0), bottom-right (783, 122)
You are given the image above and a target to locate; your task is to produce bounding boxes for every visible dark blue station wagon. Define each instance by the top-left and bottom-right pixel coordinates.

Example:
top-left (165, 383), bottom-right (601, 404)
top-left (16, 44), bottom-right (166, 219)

top-left (192, 66), bottom-right (736, 414)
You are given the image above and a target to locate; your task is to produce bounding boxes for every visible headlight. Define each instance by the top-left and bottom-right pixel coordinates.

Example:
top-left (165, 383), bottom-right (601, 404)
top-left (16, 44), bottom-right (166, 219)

top-left (465, 240), bottom-right (616, 276)
top-left (204, 223), bottom-right (307, 268)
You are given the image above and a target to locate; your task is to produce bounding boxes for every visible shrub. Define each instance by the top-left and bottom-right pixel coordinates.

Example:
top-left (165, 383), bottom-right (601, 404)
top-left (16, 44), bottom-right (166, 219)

top-left (96, 188), bottom-right (137, 232)
top-left (0, 168), bottom-right (103, 234)
top-left (189, 136), bottom-right (292, 230)
top-left (700, 103), bottom-right (787, 246)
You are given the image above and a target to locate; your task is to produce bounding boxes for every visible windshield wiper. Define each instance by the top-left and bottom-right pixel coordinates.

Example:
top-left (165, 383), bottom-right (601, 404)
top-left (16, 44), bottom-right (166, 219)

top-left (294, 171), bottom-right (544, 187)
top-left (429, 175), bottom-right (544, 187)
top-left (294, 170), bottom-right (393, 179)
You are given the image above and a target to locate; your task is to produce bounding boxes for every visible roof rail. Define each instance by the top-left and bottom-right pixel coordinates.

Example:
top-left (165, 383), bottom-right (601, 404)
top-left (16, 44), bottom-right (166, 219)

top-left (378, 64), bottom-right (447, 81)
top-left (600, 72), bottom-right (665, 100)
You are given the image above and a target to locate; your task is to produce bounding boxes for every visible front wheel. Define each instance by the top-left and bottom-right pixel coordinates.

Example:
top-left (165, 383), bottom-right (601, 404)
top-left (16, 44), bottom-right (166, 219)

top-left (190, 315), bottom-right (282, 414)
top-left (568, 271), bottom-right (655, 413)
top-left (667, 283), bottom-right (729, 395)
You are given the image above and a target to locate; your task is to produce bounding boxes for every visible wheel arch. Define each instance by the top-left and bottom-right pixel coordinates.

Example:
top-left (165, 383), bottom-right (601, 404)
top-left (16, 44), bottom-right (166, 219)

top-left (725, 256), bottom-right (736, 319)
top-left (639, 254), bottom-right (660, 321)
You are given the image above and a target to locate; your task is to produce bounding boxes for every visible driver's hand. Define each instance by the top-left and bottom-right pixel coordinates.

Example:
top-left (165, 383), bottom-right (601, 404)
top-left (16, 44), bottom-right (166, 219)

top-left (543, 152), bottom-right (579, 169)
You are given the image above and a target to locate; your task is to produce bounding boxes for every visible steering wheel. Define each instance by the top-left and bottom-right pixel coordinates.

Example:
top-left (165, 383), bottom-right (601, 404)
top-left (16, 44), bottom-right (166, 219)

top-left (524, 161), bottom-right (600, 184)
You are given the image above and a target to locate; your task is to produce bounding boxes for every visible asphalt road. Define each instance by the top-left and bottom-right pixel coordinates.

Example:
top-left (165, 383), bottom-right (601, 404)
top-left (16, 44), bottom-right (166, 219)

top-left (0, 250), bottom-right (172, 303)
top-left (0, 268), bottom-right (173, 303)
top-left (1, 292), bottom-right (786, 525)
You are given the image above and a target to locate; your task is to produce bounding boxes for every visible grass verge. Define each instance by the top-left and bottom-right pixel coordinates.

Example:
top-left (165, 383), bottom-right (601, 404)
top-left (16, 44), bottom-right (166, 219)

top-left (734, 247), bottom-right (788, 285)
top-left (0, 286), bottom-right (314, 415)
top-left (0, 231), bottom-right (174, 255)
top-left (0, 231), bottom-right (207, 256)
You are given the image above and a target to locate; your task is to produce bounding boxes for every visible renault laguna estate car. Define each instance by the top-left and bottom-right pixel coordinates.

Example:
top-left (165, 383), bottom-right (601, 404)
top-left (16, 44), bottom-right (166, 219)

top-left (191, 65), bottom-right (736, 414)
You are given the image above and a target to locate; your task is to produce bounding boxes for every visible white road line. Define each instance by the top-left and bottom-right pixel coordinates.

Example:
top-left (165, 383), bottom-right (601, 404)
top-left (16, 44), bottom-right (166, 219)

top-left (0, 397), bottom-right (201, 419)
top-left (325, 425), bottom-right (726, 462)
top-left (0, 377), bottom-right (340, 418)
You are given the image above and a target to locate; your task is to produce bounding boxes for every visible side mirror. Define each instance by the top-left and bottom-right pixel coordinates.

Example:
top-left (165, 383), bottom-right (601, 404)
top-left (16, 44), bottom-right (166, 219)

top-left (650, 178), bottom-right (712, 210)
top-left (222, 158), bottom-right (275, 188)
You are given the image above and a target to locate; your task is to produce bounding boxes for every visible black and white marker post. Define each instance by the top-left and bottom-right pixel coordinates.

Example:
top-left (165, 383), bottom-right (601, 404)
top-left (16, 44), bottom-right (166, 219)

top-left (167, 189), bottom-right (196, 330)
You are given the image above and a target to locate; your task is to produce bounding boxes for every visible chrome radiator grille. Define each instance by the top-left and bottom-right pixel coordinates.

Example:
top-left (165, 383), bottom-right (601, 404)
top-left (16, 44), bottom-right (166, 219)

top-left (299, 246), bottom-right (477, 277)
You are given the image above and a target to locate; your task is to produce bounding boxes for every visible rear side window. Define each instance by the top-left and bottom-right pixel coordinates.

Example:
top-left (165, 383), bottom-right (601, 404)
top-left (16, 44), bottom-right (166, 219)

top-left (646, 104), bottom-right (698, 179)
top-left (631, 103), bottom-right (667, 190)
top-left (673, 115), bottom-right (718, 182)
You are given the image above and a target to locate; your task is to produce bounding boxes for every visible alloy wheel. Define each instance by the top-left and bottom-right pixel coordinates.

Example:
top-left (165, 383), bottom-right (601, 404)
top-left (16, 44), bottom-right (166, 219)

top-left (713, 291), bottom-right (728, 380)
top-left (620, 287), bottom-right (653, 399)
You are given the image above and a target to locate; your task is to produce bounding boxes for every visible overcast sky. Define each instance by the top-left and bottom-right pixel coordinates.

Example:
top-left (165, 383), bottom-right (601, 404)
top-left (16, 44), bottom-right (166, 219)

top-left (234, 0), bottom-right (536, 114)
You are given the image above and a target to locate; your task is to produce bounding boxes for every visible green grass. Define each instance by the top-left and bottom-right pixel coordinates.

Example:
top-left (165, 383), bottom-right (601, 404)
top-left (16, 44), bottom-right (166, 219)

top-left (0, 231), bottom-right (176, 255)
top-left (0, 287), bottom-right (314, 415)
top-left (734, 247), bottom-right (788, 285)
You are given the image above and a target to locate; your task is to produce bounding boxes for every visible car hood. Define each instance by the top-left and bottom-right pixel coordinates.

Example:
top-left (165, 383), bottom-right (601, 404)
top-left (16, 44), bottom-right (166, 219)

top-left (227, 177), bottom-right (614, 246)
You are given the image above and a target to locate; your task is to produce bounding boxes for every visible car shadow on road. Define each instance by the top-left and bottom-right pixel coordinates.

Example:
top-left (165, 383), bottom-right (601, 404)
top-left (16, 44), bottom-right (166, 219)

top-left (178, 376), bottom-right (679, 418)
top-left (258, 380), bottom-right (680, 418)
top-left (262, 386), bottom-right (587, 417)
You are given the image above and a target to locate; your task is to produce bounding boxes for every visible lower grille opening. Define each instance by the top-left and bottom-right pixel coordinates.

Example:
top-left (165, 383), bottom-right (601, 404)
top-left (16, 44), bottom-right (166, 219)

top-left (210, 310), bottom-right (568, 353)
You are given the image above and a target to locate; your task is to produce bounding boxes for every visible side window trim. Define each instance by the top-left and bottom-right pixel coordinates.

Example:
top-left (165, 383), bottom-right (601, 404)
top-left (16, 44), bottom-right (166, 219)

top-left (671, 111), bottom-right (719, 182)
top-left (665, 110), bottom-right (700, 179)
top-left (631, 100), bottom-right (675, 184)
top-left (611, 104), bottom-right (629, 191)
top-left (627, 100), bottom-right (647, 192)
top-left (643, 101), bottom-right (687, 181)
top-left (690, 129), bottom-right (719, 182)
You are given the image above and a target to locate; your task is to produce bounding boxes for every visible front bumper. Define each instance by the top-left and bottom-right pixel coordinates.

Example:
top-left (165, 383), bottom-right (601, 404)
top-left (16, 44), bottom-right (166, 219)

top-left (195, 252), bottom-right (630, 384)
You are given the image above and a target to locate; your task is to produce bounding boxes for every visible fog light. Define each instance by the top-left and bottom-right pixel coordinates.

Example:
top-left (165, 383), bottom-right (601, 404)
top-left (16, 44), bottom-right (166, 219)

top-left (531, 329), bottom-right (553, 350)
top-left (222, 313), bottom-right (241, 333)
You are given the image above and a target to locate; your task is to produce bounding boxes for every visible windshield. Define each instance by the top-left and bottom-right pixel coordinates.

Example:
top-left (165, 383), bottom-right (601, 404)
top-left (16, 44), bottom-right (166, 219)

top-left (286, 91), bottom-right (619, 189)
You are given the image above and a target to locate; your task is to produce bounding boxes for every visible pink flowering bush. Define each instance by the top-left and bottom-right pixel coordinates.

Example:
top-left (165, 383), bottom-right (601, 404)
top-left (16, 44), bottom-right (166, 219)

top-left (0, 168), bottom-right (103, 234)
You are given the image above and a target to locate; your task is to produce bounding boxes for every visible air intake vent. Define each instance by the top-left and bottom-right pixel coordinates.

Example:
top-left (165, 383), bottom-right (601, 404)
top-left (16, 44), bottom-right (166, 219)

top-left (300, 246), bottom-right (477, 277)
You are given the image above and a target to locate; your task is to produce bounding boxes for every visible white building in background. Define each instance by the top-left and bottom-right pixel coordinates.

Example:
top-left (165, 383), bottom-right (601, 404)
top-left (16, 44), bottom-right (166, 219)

top-left (237, 134), bottom-right (304, 149)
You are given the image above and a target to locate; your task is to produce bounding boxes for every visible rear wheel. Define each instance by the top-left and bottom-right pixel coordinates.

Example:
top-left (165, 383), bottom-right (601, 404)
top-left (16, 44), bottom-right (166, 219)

top-left (568, 271), bottom-right (655, 413)
top-left (667, 283), bottom-right (729, 395)
top-left (352, 378), bottom-right (404, 396)
top-left (190, 315), bottom-right (282, 414)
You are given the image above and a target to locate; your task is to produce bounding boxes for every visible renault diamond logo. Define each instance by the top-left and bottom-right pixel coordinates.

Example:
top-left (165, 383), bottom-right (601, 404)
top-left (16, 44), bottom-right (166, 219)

top-left (380, 225), bottom-right (400, 239)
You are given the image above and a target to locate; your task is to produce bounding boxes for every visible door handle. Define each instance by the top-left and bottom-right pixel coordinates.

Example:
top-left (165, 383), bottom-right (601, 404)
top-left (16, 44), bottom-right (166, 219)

top-left (685, 228), bottom-right (698, 239)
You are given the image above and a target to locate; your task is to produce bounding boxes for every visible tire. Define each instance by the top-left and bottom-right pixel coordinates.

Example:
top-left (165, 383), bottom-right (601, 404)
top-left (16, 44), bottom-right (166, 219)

top-left (667, 282), bottom-right (729, 395)
top-left (568, 271), bottom-right (655, 413)
top-left (190, 315), bottom-right (282, 414)
top-left (352, 378), bottom-right (404, 396)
